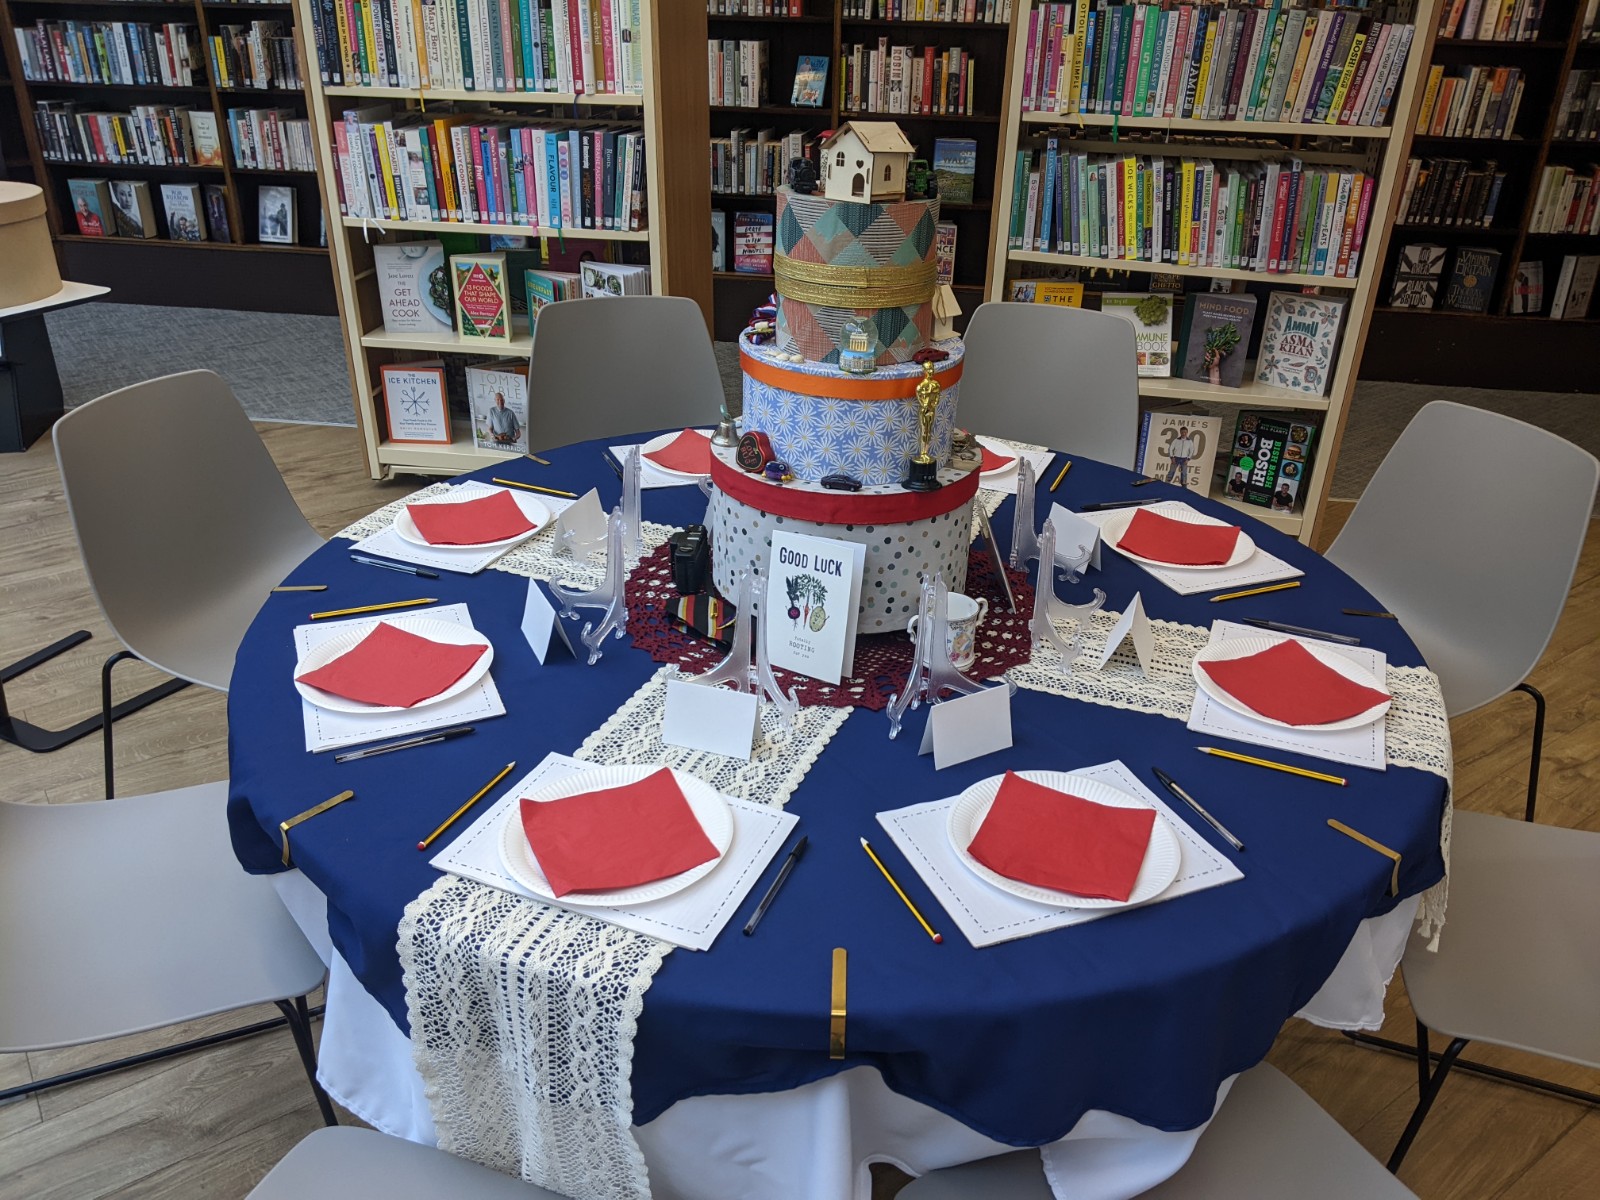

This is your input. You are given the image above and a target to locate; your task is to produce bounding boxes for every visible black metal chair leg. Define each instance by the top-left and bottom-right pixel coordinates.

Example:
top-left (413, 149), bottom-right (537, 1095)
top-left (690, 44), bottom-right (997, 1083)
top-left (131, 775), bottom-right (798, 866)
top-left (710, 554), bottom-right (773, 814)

top-left (1388, 1022), bottom-right (1469, 1173)
top-left (1, 633), bottom-right (184, 755)
top-left (1513, 682), bottom-right (1545, 822)
top-left (276, 996), bottom-right (339, 1127)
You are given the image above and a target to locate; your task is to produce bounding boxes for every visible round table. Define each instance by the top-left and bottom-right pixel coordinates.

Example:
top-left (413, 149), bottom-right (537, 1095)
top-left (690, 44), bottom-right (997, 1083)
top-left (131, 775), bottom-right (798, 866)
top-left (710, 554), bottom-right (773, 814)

top-left (227, 435), bottom-right (1448, 1199)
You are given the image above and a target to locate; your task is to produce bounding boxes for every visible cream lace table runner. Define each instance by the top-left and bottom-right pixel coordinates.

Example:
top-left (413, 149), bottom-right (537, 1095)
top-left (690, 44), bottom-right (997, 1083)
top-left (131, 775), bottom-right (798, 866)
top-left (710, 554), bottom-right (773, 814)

top-left (399, 668), bottom-right (850, 1200)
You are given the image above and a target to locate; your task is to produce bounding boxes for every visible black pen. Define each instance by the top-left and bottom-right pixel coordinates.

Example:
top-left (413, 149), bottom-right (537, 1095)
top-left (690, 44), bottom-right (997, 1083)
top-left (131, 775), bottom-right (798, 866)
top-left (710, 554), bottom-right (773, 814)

top-left (333, 725), bottom-right (476, 762)
top-left (1342, 608), bottom-right (1397, 619)
top-left (351, 554), bottom-right (441, 580)
top-left (603, 447), bottom-right (624, 479)
top-left (1151, 767), bottom-right (1245, 852)
top-left (743, 835), bottom-right (808, 935)
top-left (1078, 499), bottom-right (1160, 512)
top-left (1239, 618), bottom-right (1361, 646)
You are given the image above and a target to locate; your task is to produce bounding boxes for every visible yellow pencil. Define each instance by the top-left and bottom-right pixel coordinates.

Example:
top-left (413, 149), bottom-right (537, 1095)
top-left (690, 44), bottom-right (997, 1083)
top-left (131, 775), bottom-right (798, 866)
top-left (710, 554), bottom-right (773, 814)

top-left (491, 477), bottom-right (578, 499)
top-left (1208, 581), bottom-right (1302, 603)
top-left (1198, 746), bottom-right (1346, 786)
top-left (860, 837), bottom-right (943, 944)
top-left (310, 597), bottom-right (437, 620)
top-left (1048, 460), bottom-right (1072, 492)
top-left (272, 584), bottom-right (329, 592)
top-left (524, 452), bottom-right (551, 465)
top-left (418, 761), bottom-right (518, 851)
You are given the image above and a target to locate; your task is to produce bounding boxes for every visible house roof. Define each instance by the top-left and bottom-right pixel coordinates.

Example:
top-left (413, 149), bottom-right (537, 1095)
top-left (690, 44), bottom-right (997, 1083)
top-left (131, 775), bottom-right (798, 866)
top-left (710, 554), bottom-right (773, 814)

top-left (820, 121), bottom-right (915, 155)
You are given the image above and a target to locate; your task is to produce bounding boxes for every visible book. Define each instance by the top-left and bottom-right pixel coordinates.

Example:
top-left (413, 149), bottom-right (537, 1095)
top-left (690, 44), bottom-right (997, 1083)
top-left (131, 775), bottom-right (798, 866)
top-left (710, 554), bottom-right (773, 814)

top-left (523, 269), bottom-right (582, 322)
top-left (107, 180), bottom-right (158, 238)
top-left (1389, 242), bottom-right (1446, 308)
top-left (763, 530), bottom-right (865, 686)
top-left (203, 184), bottom-right (232, 243)
top-left (733, 210), bottom-right (775, 274)
top-left (1135, 411), bottom-right (1224, 493)
top-left (1005, 279), bottom-right (1084, 306)
top-left (374, 242), bottom-right (452, 335)
top-left (1229, 410), bottom-right (1320, 512)
top-left (190, 111), bottom-right (225, 167)
top-left (580, 261), bottom-right (652, 297)
top-left (1254, 292), bottom-right (1347, 395)
top-left (66, 178), bottom-right (112, 237)
top-left (1553, 255), bottom-right (1599, 320)
top-left (466, 358), bottom-right (530, 454)
top-left (792, 55), bottom-right (829, 107)
top-left (711, 210), bottom-right (727, 272)
top-left (380, 361), bottom-right (450, 445)
top-left (934, 221), bottom-right (958, 287)
top-left (160, 183), bottom-right (206, 241)
top-left (1509, 259), bottom-right (1544, 315)
top-left (1441, 246), bottom-right (1500, 312)
top-left (1100, 292), bottom-right (1174, 377)
top-left (932, 137), bottom-right (978, 205)
top-left (451, 252), bottom-right (513, 344)
top-left (1176, 293), bottom-right (1257, 387)
top-left (257, 184), bottom-right (296, 244)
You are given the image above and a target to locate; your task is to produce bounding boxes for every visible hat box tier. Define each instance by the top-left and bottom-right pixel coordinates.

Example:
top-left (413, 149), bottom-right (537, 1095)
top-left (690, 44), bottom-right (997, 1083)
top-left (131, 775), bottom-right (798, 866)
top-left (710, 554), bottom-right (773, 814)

top-left (708, 445), bottom-right (975, 635)
top-left (739, 332), bottom-right (963, 487)
top-left (0, 184), bottom-right (64, 310)
top-left (774, 188), bottom-right (939, 366)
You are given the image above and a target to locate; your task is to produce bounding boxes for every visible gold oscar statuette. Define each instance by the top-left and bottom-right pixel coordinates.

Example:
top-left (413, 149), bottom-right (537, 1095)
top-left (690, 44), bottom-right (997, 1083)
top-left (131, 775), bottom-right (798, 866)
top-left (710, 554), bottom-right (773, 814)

top-left (902, 359), bottom-right (944, 492)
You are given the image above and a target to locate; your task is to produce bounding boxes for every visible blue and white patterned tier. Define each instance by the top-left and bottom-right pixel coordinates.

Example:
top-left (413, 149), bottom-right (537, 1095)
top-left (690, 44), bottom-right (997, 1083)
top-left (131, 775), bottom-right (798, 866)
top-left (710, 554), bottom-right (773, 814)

top-left (740, 333), bottom-right (964, 487)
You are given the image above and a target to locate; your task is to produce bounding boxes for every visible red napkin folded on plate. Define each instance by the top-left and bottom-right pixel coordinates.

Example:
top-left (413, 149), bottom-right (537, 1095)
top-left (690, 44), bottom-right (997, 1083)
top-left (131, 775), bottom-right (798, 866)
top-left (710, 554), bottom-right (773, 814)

top-left (1116, 507), bottom-right (1242, 566)
top-left (1199, 638), bottom-right (1391, 726)
top-left (644, 428), bottom-right (713, 475)
top-left (295, 622), bottom-right (487, 708)
top-left (519, 768), bottom-right (720, 897)
top-left (407, 489), bottom-right (536, 546)
top-left (965, 772), bottom-right (1157, 902)
top-left (980, 445), bottom-right (1016, 473)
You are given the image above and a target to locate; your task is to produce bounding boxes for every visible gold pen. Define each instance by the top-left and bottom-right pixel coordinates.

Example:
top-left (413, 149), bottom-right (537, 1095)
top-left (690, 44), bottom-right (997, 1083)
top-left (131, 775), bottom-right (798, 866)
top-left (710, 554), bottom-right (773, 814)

top-left (1209, 581), bottom-right (1302, 603)
top-left (525, 452), bottom-right (551, 465)
top-left (310, 597), bottom-right (438, 620)
top-left (272, 584), bottom-right (329, 593)
top-left (1198, 746), bottom-right (1346, 785)
top-left (1328, 819), bottom-right (1401, 896)
top-left (279, 790), bottom-right (355, 867)
top-left (491, 477), bottom-right (578, 499)
top-left (418, 761), bottom-right (518, 851)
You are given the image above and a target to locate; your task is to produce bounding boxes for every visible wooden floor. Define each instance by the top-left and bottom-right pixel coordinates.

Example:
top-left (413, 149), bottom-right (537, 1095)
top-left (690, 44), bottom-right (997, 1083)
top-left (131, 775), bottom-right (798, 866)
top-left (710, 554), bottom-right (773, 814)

top-left (0, 423), bottom-right (1594, 1198)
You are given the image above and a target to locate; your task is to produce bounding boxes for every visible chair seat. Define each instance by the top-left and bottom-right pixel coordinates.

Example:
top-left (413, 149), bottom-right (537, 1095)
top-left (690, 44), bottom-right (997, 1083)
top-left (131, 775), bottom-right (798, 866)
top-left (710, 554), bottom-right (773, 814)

top-left (248, 1127), bottom-right (569, 1198)
top-left (0, 782), bottom-right (326, 1052)
top-left (897, 1065), bottom-right (1415, 1199)
top-left (1401, 809), bottom-right (1600, 1068)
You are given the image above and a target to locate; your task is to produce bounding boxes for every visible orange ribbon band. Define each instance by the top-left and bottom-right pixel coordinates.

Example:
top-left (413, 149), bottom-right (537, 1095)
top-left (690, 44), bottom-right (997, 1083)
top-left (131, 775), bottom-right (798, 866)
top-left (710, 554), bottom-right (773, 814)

top-left (739, 350), bottom-right (963, 402)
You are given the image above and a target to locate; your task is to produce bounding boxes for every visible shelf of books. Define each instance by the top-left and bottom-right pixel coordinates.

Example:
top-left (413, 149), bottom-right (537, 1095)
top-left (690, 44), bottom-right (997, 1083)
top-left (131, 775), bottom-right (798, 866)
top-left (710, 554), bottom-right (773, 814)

top-left (297, 0), bottom-right (712, 479)
top-left (0, 0), bottom-right (333, 308)
top-left (987, 0), bottom-right (1441, 545)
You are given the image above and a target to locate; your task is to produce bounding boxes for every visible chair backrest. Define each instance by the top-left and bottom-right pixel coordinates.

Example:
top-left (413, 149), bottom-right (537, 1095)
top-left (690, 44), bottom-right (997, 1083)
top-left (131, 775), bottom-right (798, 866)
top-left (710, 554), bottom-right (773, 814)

top-left (524, 296), bottom-right (726, 451)
top-left (54, 370), bottom-right (324, 688)
top-left (1326, 401), bottom-right (1597, 716)
top-left (958, 301), bottom-right (1141, 468)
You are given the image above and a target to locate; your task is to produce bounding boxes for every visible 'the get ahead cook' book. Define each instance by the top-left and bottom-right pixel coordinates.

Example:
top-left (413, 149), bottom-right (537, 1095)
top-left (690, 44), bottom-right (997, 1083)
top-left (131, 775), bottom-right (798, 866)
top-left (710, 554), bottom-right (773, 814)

top-left (764, 531), bottom-right (865, 686)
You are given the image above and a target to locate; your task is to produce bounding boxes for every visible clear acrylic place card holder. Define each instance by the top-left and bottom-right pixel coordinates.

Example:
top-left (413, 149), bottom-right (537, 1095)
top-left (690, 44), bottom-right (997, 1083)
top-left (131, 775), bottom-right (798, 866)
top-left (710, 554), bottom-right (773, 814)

top-left (1028, 520), bottom-right (1105, 675)
top-left (1010, 457), bottom-right (1042, 569)
top-left (684, 568), bottom-right (799, 736)
top-left (548, 507), bottom-right (629, 665)
top-left (887, 572), bottom-right (1011, 740)
top-left (620, 444), bottom-right (644, 567)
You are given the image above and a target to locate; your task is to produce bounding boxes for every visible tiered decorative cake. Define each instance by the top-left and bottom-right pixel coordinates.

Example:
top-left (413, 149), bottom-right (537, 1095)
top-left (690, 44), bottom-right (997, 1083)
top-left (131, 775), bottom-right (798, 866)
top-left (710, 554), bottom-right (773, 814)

top-left (711, 123), bottom-right (978, 634)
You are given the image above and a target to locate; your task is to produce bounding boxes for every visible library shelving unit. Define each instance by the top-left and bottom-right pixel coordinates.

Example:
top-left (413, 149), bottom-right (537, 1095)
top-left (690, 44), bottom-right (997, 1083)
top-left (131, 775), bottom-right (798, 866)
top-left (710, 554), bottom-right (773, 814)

top-left (707, 1), bottom-right (1014, 340)
top-left (986, 0), bottom-right (1442, 546)
top-left (297, 0), bottom-right (712, 480)
top-left (1362, 0), bottom-right (1600, 390)
top-left (0, 0), bottom-right (333, 311)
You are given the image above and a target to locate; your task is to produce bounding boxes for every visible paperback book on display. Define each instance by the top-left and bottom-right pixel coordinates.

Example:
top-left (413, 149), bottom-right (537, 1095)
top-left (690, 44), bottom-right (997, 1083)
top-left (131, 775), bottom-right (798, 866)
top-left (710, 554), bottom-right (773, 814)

top-left (711, 210), bottom-right (727, 272)
top-left (793, 56), bottom-right (829, 107)
top-left (257, 184), bottom-right (295, 244)
top-left (160, 183), bottom-right (205, 241)
top-left (1176, 294), bottom-right (1257, 388)
top-left (1100, 293), bottom-right (1173, 377)
top-left (466, 360), bottom-right (530, 455)
top-left (935, 222), bottom-right (958, 286)
top-left (380, 361), bottom-right (450, 446)
top-left (1135, 412), bottom-right (1223, 494)
top-left (932, 138), bottom-right (977, 205)
top-left (1389, 243), bottom-right (1446, 308)
top-left (1254, 293), bottom-right (1347, 396)
top-left (1550, 255), bottom-right (1600, 320)
top-left (734, 211), bottom-right (775, 274)
top-left (524, 270), bottom-right (582, 322)
top-left (374, 242), bottom-right (452, 335)
top-left (452, 253), bottom-right (513, 344)
top-left (1442, 247), bottom-right (1500, 313)
top-left (1005, 279), bottom-right (1083, 306)
top-left (203, 184), bottom-right (231, 243)
top-left (1510, 260), bottom-right (1544, 315)
top-left (580, 261), bottom-right (652, 298)
top-left (190, 111), bottom-right (225, 167)
top-left (67, 179), bottom-right (111, 237)
top-left (764, 531), bottom-right (865, 687)
top-left (108, 180), bottom-right (158, 238)
top-left (1227, 411), bottom-right (1320, 513)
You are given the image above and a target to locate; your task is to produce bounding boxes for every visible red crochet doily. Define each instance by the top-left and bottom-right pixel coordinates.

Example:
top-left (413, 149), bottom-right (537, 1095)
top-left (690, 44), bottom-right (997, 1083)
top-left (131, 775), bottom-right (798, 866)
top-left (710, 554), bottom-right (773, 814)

top-left (624, 542), bottom-right (1036, 711)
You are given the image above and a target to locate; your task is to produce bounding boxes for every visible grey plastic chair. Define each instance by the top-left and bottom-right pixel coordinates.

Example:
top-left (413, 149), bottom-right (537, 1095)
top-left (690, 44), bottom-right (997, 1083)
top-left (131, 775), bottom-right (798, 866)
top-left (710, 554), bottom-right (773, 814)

top-left (525, 296), bottom-right (726, 451)
top-left (959, 301), bottom-right (1141, 469)
top-left (53, 369), bottom-right (325, 794)
top-left (897, 1064), bottom-right (1416, 1199)
top-left (249, 1126), bottom-right (569, 1198)
top-left (0, 781), bottom-right (334, 1124)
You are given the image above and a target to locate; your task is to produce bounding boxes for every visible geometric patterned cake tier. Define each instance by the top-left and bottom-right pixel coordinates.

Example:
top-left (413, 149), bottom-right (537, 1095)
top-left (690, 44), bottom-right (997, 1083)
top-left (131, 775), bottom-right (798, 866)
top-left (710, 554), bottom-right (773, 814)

top-left (740, 332), bottom-right (963, 486)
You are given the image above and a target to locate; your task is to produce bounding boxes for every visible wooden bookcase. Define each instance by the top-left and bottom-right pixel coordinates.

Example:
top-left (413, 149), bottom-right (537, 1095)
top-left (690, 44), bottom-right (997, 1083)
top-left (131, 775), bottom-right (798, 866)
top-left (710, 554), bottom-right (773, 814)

top-left (986, 0), bottom-right (1441, 546)
top-left (708, 1), bottom-right (1014, 340)
top-left (297, 0), bottom-right (712, 480)
top-left (0, 0), bottom-right (334, 311)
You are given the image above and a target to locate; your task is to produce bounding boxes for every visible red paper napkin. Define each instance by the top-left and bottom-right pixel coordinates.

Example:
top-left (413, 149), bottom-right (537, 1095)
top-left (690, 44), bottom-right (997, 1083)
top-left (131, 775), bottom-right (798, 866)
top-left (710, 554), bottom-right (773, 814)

top-left (1199, 638), bottom-right (1391, 726)
top-left (644, 428), bottom-right (713, 475)
top-left (519, 768), bottom-right (720, 897)
top-left (295, 622), bottom-right (487, 708)
top-left (966, 772), bottom-right (1157, 902)
top-left (406, 490), bottom-right (536, 546)
top-left (980, 445), bottom-right (1016, 472)
top-left (1116, 507), bottom-right (1242, 566)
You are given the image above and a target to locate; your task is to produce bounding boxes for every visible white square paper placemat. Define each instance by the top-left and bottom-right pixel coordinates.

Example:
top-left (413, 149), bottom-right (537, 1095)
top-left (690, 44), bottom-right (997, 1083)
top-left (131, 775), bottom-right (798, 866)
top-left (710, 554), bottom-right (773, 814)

top-left (1186, 620), bottom-right (1388, 771)
top-left (348, 481), bottom-right (573, 575)
top-left (431, 753), bottom-right (799, 951)
top-left (877, 760), bottom-right (1243, 948)
top-left (610, 429), bottom-right (716, 489)
top-left (1079, 506), bottom-right (1304, 596)
top-left (973, 437), bottom-right (1057, 496)
top-left (293, 602), bottom-right (506, 753)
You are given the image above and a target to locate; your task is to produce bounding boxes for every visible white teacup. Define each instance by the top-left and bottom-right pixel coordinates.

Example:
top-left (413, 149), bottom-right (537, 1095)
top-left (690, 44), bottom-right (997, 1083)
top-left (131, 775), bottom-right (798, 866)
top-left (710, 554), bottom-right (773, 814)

top-left (906, 593), bottom-right (989, 671)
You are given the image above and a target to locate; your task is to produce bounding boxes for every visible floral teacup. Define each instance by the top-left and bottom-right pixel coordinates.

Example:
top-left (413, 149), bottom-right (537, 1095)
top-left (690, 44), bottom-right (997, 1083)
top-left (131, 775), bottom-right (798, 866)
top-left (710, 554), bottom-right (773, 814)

top-left (906, 593), bottom-right (989, 671)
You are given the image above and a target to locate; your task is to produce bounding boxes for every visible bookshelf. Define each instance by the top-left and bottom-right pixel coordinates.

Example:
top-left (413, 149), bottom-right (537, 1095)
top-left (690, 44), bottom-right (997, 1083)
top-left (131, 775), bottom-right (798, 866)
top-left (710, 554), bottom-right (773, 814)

top-left (707, 1), bottom-right (1014, 340)
top-left (0, 0), bottom-right (334, 311)
top-left (986, 0), bottom-right (1441, 546)
top-left (298, 0), bottom-right (712, 480)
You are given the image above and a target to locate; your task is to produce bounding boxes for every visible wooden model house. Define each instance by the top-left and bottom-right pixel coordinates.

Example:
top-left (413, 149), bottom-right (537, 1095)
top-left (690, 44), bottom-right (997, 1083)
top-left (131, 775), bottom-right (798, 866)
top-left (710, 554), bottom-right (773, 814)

top-left (819, 123), bottom-right (915, 202)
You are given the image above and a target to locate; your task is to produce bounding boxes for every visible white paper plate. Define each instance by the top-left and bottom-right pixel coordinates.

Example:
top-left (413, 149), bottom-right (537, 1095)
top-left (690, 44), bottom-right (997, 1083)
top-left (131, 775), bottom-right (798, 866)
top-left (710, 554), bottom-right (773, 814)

top-left (975, 435), bottom-right (1021, 481)
top-left (293, 616), bottom-right (493, 715)
top-left (947, 770), bottom-right (1182, 910)
top-left (393, 487), bottom-right (550, 549)
top-left (639, 429), bottom-right (716, 479)
top-left (498, 765), bottom-right (735, 907)
top-left (1100, 500), bottom-right (1256, 570)
top-left (1192, 635), bottom-right (1391, 731)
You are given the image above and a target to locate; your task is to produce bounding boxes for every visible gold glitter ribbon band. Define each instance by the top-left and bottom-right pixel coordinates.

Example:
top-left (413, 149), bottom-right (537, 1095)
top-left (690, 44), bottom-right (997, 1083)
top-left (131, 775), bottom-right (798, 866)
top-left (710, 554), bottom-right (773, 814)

top-left (773, 255), bottom-right (937, 310)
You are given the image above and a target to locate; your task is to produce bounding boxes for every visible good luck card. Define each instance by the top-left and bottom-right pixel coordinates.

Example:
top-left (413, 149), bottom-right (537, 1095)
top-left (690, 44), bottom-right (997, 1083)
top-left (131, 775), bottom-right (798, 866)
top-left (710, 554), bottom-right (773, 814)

top-left (765, 531), bottom-right (864, 685)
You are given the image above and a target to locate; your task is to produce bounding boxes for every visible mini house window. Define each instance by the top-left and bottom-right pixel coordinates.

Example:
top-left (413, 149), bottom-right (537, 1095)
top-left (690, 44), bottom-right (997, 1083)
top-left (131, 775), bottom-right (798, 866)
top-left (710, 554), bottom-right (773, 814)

top-left (835, 151), bottom-right (845, 168)
top-left (883, 164), bottom-right (892, 182)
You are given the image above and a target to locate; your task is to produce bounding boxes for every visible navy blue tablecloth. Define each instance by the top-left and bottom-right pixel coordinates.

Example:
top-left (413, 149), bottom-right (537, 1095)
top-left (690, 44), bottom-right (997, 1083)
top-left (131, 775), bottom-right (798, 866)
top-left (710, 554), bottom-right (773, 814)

top-left (228, 438), bottom-right (1446, 1145)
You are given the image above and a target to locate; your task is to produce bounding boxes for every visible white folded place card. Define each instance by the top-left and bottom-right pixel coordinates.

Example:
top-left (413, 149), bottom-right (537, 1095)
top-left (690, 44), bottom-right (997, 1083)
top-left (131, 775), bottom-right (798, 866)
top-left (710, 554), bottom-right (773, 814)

top-left (876, 760), bottom-right (1244, 948)
top-left (1079, 508), bottom-right (1303, 597)
top-left (661, 678), bottom-right (759, 761)
top-left (553, 488), bottom-right (606, 561)
top-left (1091, 591), bottom-right (1154, 675)
top-left (521, 579), bottom-right (577, 664)
top-left (1049, 503), bottom-right (1102, 572)
top-left (918, 684), bottom-right (1014, 769)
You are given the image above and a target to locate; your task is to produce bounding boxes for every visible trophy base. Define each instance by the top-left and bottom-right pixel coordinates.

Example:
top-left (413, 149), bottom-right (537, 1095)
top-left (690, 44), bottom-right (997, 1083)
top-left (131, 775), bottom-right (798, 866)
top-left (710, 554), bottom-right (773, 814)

top-left (902, 458), bottom-right (943, 492)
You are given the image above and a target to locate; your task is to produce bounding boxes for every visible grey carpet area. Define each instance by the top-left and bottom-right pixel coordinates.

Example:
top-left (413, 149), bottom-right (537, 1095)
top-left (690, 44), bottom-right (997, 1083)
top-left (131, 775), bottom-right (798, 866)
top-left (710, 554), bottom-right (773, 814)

top-left (42, 303), bottom-right (1597, 499)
